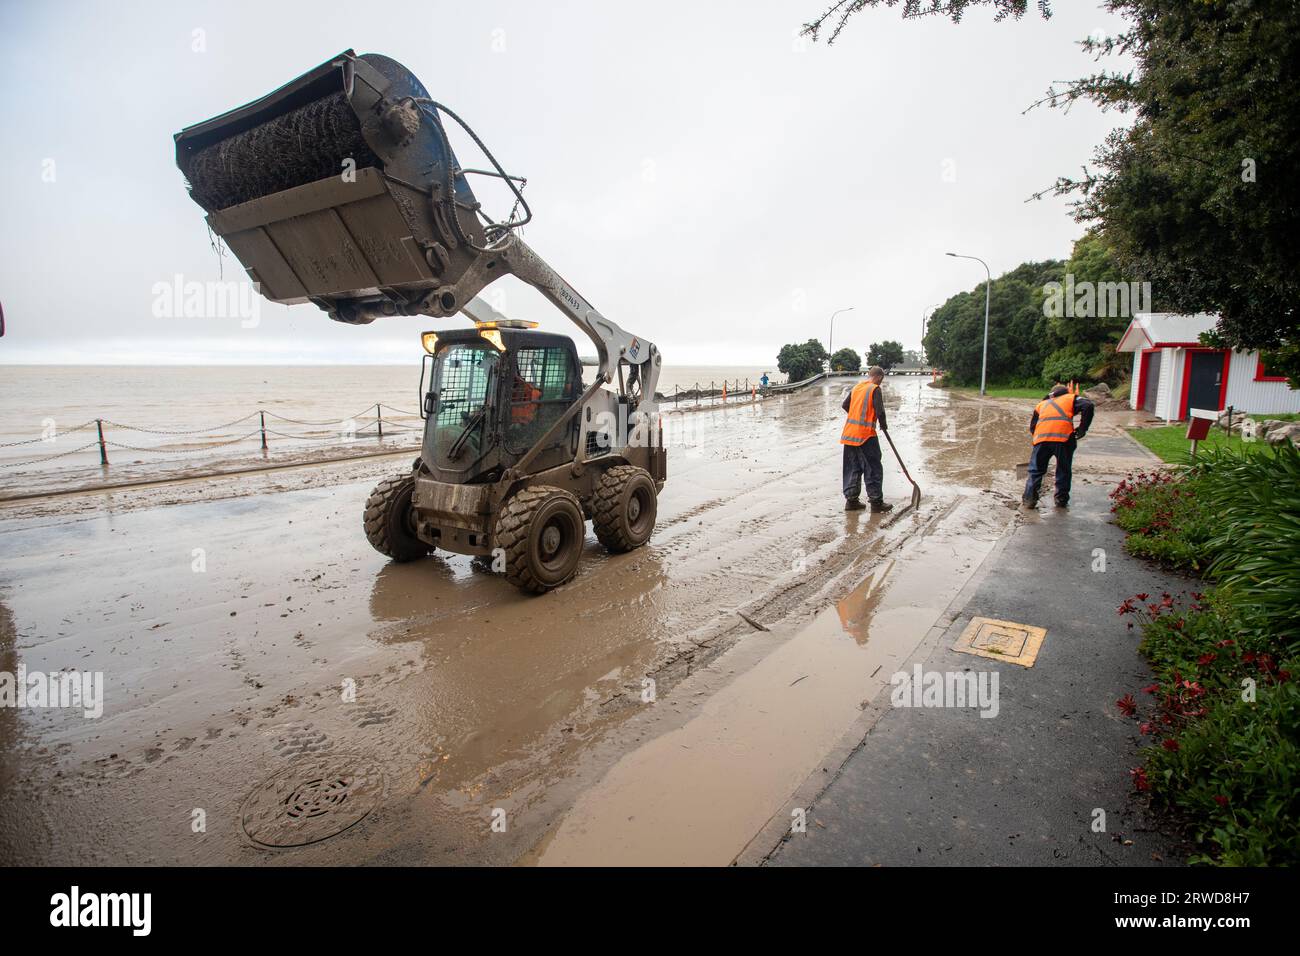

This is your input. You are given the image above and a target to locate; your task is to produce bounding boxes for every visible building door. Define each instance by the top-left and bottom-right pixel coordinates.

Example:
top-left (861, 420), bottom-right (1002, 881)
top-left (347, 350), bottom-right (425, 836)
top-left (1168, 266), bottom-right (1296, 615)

top-left (1185, 351), bottom-right (1225, 418)
top-left (1141, 351), bottom-right (1161, 414)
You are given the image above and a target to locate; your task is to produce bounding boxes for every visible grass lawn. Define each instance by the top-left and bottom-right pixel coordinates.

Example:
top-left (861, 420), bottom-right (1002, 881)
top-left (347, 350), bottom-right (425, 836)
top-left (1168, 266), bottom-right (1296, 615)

top-left (1128, 424), bottom-right (1280, 463)
top-left (947, 385), bottom-right (1051, 400)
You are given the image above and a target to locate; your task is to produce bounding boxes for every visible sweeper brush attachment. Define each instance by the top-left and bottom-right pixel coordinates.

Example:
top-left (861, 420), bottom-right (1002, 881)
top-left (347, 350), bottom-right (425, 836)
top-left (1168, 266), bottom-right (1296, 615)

top-left (182, 92), bottom-right (381, 211)
top-left (175, 51), bottom-right (517, 325)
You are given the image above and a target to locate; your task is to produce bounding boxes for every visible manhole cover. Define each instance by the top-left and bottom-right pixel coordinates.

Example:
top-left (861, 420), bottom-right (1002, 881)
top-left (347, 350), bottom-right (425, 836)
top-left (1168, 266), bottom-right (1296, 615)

top-left (240, 757), bottom-right (386, 848)
top-left (952, 616), bottom-right (1047, 668)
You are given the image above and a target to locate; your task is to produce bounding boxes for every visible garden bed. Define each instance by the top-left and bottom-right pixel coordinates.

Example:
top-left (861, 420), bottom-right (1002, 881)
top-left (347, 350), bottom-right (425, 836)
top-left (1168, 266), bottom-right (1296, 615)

top-left (1109, 447), bottom-right (1299, 864)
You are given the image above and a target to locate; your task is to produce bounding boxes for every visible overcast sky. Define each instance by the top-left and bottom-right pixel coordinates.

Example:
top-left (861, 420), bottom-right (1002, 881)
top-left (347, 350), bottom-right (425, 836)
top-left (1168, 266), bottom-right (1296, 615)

top-left (0, 0), bottom-right (1131, 366)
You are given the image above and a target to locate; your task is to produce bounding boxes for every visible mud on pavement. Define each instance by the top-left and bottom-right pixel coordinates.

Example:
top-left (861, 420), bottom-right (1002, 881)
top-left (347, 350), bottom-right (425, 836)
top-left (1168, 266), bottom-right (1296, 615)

top-left (0, 383), bottom-right (1152, 865)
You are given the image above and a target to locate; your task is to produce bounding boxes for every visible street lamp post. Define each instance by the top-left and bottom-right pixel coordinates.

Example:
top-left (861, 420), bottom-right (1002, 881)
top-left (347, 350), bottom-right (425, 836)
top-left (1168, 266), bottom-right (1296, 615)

top-left (828, 307), bottom-right (854, 369)
top-left (921, 301), bottom-right (941, 365)
top-left (946, 252), bottom-right (991, 395)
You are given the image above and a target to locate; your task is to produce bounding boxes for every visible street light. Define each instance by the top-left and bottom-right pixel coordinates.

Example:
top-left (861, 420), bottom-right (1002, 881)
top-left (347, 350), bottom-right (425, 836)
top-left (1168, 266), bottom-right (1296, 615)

top-left (921, 301), bottom-right (942, 365)
top-left (946, 252), bottom-right (991, 395)
top-left (827, 307), bottom-right (854, 369)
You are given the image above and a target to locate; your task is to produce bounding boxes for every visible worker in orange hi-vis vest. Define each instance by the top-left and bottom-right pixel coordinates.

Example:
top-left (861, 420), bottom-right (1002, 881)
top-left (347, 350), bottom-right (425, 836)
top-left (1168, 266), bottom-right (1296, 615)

top-left (840, 365), bottom-right (892, 513)
top-left (1022, 383), bottom-right (1095, 509)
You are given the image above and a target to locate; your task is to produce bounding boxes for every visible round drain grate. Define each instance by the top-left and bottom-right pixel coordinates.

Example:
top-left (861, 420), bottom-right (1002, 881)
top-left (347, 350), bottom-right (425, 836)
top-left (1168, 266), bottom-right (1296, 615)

top-left (240, 756), bottom-right (386, 848)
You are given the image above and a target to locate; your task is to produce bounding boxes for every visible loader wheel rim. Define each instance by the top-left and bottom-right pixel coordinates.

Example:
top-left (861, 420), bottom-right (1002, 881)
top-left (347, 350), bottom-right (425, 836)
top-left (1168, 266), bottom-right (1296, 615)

top-left (529, 498), bottom-right (583, 582)
top-left (541, 524), bottom-right (563, 559)
top-left (627, 483), bottom-right (654, 537)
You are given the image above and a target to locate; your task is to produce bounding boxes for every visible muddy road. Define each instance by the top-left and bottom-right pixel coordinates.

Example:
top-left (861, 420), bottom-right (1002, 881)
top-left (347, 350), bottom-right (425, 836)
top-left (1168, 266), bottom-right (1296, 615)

top-left (0, 383), bottom-right (1156, 865)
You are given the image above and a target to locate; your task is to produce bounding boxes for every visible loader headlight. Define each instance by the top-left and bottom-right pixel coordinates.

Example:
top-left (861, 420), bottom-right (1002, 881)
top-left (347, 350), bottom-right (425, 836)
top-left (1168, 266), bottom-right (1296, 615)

top-left (478, 328), bottom-right (505, 351)
top-left (421, 331), bottom-right (439, 354)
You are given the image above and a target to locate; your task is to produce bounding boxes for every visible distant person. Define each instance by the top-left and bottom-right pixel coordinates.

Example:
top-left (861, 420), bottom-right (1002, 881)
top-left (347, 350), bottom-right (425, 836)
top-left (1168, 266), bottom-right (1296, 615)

top-left (1023, 383), bottom-right (1094, 509)
top-left (760, 372), bottom-right (770, 388)
top-left (841, 365), bottom-right (892, 513)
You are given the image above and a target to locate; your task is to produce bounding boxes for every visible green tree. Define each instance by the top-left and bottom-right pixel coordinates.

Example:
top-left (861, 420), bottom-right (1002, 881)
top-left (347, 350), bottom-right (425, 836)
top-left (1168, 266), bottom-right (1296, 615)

top-left (923, 260), bottom-right (1063, 386)
top-left (1044, 230), bottom-right (1165, 384)
top-left (829, 347), bottom-right (861, 372)
top-left (777, 339), bottom-right (829, 382)
top-left (804, 0), bottom-right (1300, 384)
top-left (866, 340), bottom-right (906, 370)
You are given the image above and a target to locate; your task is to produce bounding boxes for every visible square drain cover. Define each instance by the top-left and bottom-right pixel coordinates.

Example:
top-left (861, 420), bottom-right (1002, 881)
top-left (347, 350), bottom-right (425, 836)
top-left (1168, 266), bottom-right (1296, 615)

top-left (953, 617), bottom-right (1045, 667)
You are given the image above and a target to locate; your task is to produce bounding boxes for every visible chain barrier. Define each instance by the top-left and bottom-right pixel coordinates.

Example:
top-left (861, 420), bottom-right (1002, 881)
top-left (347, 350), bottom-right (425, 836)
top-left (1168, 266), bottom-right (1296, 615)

top-left (102, 429), bottom-right (267, 454)
top-left (0, 420), bottom-right (99, 448)
top-left (669, 378), bottom-right (765, 408)
top-left (0, 401), bottom-right (425, 473)
top-left (98, 412), bottom-right (261, 435)
top-left (0, 441), bottom-right (103, 468)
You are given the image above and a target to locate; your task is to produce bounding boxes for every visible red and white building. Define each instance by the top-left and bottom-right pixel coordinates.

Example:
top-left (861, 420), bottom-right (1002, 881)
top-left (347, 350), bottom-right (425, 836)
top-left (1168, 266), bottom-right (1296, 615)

top-left (1117, 313), bottom-right (1299, 421)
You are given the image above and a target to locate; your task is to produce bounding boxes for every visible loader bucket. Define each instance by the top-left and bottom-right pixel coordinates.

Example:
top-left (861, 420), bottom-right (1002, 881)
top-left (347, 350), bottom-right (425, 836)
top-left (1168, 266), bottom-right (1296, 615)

top-left (174, 51), bottom-right (489, 324)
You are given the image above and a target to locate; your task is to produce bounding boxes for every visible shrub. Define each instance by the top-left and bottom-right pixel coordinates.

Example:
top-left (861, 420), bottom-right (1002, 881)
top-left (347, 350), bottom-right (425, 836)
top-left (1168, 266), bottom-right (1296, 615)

top-left (1112, 444), bottom-right (1300, 864)
top-left (1109, 469), bottom-right (1216, 570)
top-left (1041, 344), bottom-right (1095, 387)
top-left (1117, 593), bottom-right (1298, 865)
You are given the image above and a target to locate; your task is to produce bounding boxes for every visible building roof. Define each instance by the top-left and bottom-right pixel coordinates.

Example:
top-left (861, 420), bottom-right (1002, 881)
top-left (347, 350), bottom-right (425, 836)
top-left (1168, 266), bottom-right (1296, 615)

top-left (1116, 312), bottom-right (1219, 353)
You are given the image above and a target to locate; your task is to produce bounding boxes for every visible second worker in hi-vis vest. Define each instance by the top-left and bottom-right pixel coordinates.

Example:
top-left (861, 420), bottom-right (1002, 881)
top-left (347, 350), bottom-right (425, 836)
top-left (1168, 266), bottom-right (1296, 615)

top-left (840, 365), bottom-right (893, 513)
top-left (1022, 383), bottom-right (1095, 508)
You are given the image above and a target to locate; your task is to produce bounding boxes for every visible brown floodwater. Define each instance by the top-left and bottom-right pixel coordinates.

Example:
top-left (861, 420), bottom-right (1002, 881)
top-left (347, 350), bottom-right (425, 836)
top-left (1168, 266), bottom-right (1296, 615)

top-left (0, 380), bottom-right (1153, 865)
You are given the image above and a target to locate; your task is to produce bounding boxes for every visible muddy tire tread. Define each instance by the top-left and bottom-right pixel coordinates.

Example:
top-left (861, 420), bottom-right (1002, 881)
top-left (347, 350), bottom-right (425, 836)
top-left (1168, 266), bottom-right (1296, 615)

top-left (592, 465), bottom-right (653, 553)
top-left (496, 485), bottom-right (582, 593)
top-left (363, 474), bottom-right (425, 562)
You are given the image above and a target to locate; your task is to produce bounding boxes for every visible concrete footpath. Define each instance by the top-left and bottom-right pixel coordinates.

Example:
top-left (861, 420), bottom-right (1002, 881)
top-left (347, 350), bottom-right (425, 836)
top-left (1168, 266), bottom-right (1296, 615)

top-left (755, 459), bottom-right (1190, 866)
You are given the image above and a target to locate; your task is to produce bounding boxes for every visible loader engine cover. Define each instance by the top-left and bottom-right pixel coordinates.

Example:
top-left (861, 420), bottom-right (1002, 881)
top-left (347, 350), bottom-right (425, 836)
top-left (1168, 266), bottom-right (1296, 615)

top-left (174, 51), bottom-right (489, 325)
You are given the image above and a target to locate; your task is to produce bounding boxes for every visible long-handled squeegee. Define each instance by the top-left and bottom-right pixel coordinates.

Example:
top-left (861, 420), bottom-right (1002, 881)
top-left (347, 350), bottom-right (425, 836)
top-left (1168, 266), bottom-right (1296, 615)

top-left (881, 428), bottom-right (923, 509)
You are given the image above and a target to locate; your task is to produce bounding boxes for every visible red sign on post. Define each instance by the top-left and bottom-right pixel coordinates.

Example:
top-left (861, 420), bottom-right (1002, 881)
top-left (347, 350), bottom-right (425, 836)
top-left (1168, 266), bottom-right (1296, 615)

top-left (1186, 408), bottom-right (1217, 459)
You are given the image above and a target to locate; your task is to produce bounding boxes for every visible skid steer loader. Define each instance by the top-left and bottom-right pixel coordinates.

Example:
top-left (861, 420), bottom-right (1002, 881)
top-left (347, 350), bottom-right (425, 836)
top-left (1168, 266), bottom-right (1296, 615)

top-left (174, 51), bottom-right (666, 592)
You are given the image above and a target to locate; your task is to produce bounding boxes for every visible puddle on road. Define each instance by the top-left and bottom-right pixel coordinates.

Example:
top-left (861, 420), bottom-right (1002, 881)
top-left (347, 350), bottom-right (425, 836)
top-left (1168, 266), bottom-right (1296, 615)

top-left (531, 496), bottom-right (1009, 866)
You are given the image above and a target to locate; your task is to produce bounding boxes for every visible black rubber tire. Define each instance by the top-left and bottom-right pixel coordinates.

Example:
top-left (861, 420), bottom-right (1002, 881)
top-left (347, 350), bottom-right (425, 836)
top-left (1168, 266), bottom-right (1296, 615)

top-left (592, 465), bottom-right (657, 553)
top-left (363, 474), bottom-right (427, 562)
top-left (496, 485), bottom-right (585, 593)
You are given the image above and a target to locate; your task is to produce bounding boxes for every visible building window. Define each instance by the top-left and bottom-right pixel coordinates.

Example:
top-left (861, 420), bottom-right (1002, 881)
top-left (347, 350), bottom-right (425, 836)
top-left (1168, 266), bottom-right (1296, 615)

top-left (1255, 356), bottom-right (1288, 383)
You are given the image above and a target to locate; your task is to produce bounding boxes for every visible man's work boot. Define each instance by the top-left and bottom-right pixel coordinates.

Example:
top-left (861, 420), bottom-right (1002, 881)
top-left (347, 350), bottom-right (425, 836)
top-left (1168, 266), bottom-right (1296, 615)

top-left (845, 497), bottom-right (867, 511)
top-left (869, 499), bottom-right (893, 513)
top-left (1054, 496), bottom-right (1069, 508)
top-left (1021, 496), bottom-right (1038, 510)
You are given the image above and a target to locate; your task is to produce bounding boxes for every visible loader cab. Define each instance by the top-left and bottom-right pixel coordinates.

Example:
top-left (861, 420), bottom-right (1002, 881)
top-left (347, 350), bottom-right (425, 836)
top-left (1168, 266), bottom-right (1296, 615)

top-left (421, 325), bottom-right (582, 483)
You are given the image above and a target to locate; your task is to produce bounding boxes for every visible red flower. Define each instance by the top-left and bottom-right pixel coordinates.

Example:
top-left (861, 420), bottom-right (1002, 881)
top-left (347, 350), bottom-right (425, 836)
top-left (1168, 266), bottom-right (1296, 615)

top-left (1161, 738), bottom-right (1180, 751)
top-left (1139, 722), bottom-right (1152, 735)
top-left (1131, 767), bottom-right (1150, 792)
top-left (1213, 795), bottom-right (1229, 807)
top-left (1117, 694), bottom-right (1137, 717)
top-left (1197, 653), bottom-right (1217, 666)
top-left (1141, 684), bottom-right (1159, 695)
top-left (1135, 593), bottom-right (1150, 602)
